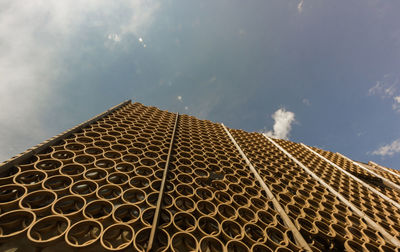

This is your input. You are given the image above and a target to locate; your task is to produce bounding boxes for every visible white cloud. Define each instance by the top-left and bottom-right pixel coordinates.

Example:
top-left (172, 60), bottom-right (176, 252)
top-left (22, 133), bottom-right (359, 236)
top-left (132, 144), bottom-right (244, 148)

top-left (393, 96), bottom-right (400, 112)
top-left (0, 0), bottom-right (159, 161)
top-left (108, 33), bottom-right (121, 42)
top-left (263, 108), bottom-right (296, 140)
top-left (302, 98), bottom-right (311, 106)
top-left (371, 139), bottom-right (400, 157)
top-left (369, 74), bottom-right (400, 112)
top-left (297, 0), bottom-right (304, 13)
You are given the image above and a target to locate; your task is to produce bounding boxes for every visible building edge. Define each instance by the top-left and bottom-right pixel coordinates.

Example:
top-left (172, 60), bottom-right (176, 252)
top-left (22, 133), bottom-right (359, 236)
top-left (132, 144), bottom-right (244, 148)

top-left (0, 100), bottom-right (131, 172)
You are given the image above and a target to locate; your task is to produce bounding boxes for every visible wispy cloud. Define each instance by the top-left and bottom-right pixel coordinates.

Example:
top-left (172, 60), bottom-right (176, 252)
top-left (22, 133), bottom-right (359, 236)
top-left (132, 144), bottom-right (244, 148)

top-left (393, 96), bottom-right (400, 112)
top-left (302, 98), bottom-right (311, 106)
top-left (297, 0), bottom-right (304, 13)
top-left (371, 139), bottom-right (400, 157)
top-left (369, 74), bottom-right (400, 112)
top-left (0, 0), bottom-right (159, 161)
top-left (263, 108), bottom-right (296, 140)
top-left (108, 33), bottom-right (121, 42)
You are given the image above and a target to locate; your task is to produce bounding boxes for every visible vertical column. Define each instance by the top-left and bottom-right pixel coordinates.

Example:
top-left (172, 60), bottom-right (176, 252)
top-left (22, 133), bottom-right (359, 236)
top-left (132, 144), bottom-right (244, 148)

top-left (222, 124), bottom-right (311, 251)
top-left (147, 113), bottom-right (179, 251)
top-left (266, 136), bottom-right (400, 247)
top-left (302, 144), bottom-right (400, 210)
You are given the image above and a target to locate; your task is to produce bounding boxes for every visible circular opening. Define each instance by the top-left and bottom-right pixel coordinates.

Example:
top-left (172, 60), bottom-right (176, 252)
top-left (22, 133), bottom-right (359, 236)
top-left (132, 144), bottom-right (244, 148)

top-left (20, 190), bottom-right (56, 212)
top-left (35, 159), bottom-right (62, 172)
top-left (173, 212), bottom-right (196, 232)
top-left (159, 209), bottom-right (172, 228)
top-left (66, 220), bottom-right (103, 247)
top-left (129, 177), bottom-right (150, 189)
top-left (175, 196), bottom-right (195, 212)
top-left (28, 215), bottom-right (70, 244)
top-left (74, 155), bottom-right (95, 165)
top-left (198, 216), bottom-right (220, 236)
top-left (141, 208), bottom-right (155, 226)
top-left (266, 227), bottom-right (284, 245)
top-left (140, 158), bottom-right (156, 167)
top-left (95, 159), bottom-right (115, 170)
top-left (65, 143), bottom-right (85, 151)
top-left (70, 180), bottom-right (98, 197)
top-left (104, 151), bottom-right (122, 160)
top-left (83, 200), bottom-right (113, 221)
top-left (128, 147), bottom-right (143, 155)
top-left (122, 188), bottom-right (145, 205)
top-left (238, 207), bottom-right (255, 222)
top-left (96, 184), bottom-right (122, 201)
top-left (43, 175), bottom-right (72, 192)
top-left (84, 147), bottom-right (104, 156)
top-left (171, 232), bottom-right (197, 252)
top-left (14, 170), bottom-right (47, 187)
top-left (345, 240), bottom-right (363, 251)
top-left (226, 240), bottom-right (249, 252)
top-left (0, 184), bottom-right (26, 206)
top-left (122, 154), bottom-right (139, 163)
top-left (52, 195), bottom-right (85, 216)
top-left (60, 164), bottom-right (85, 178)
top-left (115, 162), bottom-right (134, 173)
top-left (113, 204), bottom-right (140, 224)
top-left (85, 168), bottom-right (107, 182)
top-left (145, 192), bottom-right (159, 207)
top-left (134, 228), bottom-right (150, 251)
top-left (244, 223), bottom-right (264, 242)
top-left (199, 237), bottom-right (224, 252)
top-left (0, 166), bottom-right (20, 181)
top-left (214, 191), bottom-right (231, 204)
top-left (0, 210), bottom-right (35, 239)
top-left (217, 204), bottom-right (236, 219)
top-left (222, 220), bottom-right (242, 239)
top-left (197, 200), bottom-right (216, 216)
top-left (107, 172), bottom-right (129, 186)
top-left (233, 195), bottom-right (249, 207)
top-left (51, 150), bottom-right (75, 160)
top-left (101, 224), bottom-right (134, 250)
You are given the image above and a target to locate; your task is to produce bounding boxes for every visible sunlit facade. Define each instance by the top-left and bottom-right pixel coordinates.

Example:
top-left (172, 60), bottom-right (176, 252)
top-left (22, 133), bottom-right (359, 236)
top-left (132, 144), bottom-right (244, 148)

top-left (1, 100), bottom-right (400, 251)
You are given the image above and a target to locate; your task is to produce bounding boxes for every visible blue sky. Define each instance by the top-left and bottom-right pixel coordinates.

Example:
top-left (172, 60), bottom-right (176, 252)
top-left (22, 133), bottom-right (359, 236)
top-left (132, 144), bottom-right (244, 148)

top-left (1, 0), bottom-right (400, 168)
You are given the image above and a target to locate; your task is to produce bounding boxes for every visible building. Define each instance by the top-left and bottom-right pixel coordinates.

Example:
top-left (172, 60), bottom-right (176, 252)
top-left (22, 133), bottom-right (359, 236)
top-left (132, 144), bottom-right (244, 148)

top-left (0, 100), bottom-right (400, 251)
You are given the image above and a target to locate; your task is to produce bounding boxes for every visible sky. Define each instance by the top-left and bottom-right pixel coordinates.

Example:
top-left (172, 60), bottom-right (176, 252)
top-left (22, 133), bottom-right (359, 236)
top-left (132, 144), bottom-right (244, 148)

top-left (1, 0), bottom-right (400, 169)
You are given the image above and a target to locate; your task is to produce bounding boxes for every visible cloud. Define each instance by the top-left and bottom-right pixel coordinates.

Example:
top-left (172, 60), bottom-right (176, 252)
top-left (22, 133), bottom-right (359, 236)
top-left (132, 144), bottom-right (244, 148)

top-left (138, 36), bottom-right (147, 47)
top-left (393, 96), bottom-right (400, 112)
top-left (369, 74), bottom-right (400, 112)
top-left (177, 96), bottom-right (183, 102)
top-left (0, 0), bottom-right (159, 161)
top-left (297, 0), bottom-right (304, 13)
top-left (263, 108), bottom-right (296, 140)
top-left (371, 139), bottom-right (400, 157)
top-left (302, 98), bottom-right (311, 106)
top-left (108, 33), bottom-right (121, 42)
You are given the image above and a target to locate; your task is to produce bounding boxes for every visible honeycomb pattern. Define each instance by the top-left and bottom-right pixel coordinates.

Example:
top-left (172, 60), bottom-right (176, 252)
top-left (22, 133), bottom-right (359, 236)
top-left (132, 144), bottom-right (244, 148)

top-left (274, 138), bottom-right (400, 249)
top-left (309, 147), bottom-right (400, 204)
top-left (229, 129), bottom-right (400, 251)
top-left (0, 101), bottom-right (400, 251)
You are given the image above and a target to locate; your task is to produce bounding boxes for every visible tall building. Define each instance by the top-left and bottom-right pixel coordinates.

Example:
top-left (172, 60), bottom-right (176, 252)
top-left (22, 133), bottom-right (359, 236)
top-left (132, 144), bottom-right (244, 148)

top-left (0, 100), bottom-right (399, 251)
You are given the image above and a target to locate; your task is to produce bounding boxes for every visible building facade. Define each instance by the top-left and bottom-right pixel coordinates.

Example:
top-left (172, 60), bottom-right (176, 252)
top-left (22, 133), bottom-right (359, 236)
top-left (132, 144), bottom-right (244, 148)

top-left (0, 100), bottom-right (400, 251)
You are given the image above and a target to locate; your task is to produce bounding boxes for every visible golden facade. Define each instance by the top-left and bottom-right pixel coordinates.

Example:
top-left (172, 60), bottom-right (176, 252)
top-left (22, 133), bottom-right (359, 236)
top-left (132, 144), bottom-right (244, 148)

top-left (0, 100), bottom-right (399, 251)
